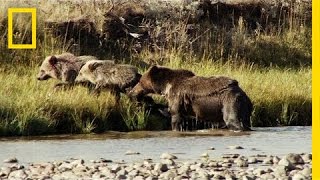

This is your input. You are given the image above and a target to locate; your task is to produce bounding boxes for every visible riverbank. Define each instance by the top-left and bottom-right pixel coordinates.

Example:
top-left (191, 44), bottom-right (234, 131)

top-left (0, 127), bottom-right (311, 179)
top-left (0, 61), bottom-right (311, 136)
top-left (0, 152), bottom-right (312, 179)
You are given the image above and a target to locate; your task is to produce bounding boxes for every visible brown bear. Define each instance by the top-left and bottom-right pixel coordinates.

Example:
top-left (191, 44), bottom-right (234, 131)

top-left (75, 60), bottom-right (141, 100)
top-left (129, 65), bottom-right (253, 131)
top-left (37, 53), bottom-right (105, 90)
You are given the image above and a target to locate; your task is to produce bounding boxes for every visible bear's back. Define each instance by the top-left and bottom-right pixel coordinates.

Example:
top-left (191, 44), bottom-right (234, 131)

top-left (173, 75), bottom-right (239, 97)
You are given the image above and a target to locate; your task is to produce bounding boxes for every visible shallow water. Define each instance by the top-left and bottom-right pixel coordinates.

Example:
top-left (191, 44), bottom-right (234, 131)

top-left (0, 126), bottom-right (311, 166)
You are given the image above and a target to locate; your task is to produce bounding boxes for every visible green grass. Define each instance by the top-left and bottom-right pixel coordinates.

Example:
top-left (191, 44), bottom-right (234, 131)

top-left (0, 0), bottom-right (311, 136)
top-left (0, 61), bottom-right (311, 136)
top-left (0, 68), bottom-right (116, 135)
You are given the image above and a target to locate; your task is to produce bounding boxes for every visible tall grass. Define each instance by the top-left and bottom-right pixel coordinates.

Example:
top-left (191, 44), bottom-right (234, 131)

top-left (0, 0), bottom-right (311, 136)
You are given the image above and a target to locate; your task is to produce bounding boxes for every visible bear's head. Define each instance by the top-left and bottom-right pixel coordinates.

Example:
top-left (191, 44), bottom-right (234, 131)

top-left (128, 65), bottom-right (159, 99)
top-left (75, 60), bottom-right (102, 84)
top-left (37, 55), bottom-right (60, 81)
top-left (75, 60), bottom-right (115, 84)
top-left (129, 65), bottom-right (195, 100)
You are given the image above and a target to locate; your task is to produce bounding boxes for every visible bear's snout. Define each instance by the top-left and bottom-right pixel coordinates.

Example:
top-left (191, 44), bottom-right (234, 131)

top-left (128, 83), bottom-right (144, 97)
top-left (37, 74), bottom-right (50, 81)
top-left (128, 89), bottom-right (137, 99)
top-left (74, 76), bottom-right (82, 83)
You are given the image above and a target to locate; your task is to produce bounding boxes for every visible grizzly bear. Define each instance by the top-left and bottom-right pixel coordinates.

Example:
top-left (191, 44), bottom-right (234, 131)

top-left (129, 65), bottom-right (253, 131)
top-left (37, 53), bottom-right (104, 90)
top-left (75, 60), bottom-right (141, 100)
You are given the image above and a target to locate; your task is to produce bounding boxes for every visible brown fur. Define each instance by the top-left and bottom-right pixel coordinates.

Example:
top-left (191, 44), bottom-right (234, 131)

top-left (129, 65), bottom-right (253, 131)
top-left (171, 76), bottom-right (238, 97)
top-left (37, 53), bottom-right (100, 90)
top-left (75, 60), bottom-right (141, 100)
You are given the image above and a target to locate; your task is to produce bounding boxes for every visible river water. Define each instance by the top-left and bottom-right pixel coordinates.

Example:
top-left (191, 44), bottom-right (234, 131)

top-left (0, 126), bottom-right (311, 166)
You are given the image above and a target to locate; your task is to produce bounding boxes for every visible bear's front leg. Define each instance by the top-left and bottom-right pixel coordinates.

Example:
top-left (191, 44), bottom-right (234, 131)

top-left (92, 83), bottom-right (102, 96)
top-left (168, 97), bottom-right (183, 131)
top-left (53, 82), bottom-right (73, 91)
top-left (75, 81), bottom-right (95, 94)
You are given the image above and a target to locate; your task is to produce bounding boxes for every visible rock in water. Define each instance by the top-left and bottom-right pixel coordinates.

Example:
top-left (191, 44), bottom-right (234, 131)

top-left (228, 145), bottom-right (244, 150)
top-left (160, 153), bottom-right (177, 160)
top-left (125, 150), bottom-right (140, 155)
top-left (200, 152), bottom-right (209, 158)
top-left (3, 157), bottom-right (18, 163)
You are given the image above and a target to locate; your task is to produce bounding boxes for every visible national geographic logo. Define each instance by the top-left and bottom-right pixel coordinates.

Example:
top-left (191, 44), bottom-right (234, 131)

top-left (7, 8), bottom-right (37, 49)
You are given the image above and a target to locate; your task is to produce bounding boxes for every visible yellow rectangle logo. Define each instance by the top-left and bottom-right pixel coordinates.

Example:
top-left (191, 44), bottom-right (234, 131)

top-left (8, 8), bottom-right (37, 49)
top-left (313, 0), bottom-right (320, 179)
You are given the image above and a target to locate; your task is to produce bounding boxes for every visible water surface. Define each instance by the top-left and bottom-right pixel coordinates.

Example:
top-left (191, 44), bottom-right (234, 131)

top-left (0, 126), bottom-right (311, 166)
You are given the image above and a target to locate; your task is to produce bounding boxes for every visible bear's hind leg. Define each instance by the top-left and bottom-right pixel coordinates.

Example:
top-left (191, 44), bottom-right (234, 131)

top-left (171, 114), bottom-right (182, 131)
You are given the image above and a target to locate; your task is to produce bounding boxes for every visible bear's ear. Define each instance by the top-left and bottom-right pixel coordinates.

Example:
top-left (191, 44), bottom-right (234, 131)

top-left (149, 65), bottom-right (159, 73)
top-left (88, 62), bottom-right (102, 72)
top-left (48, 56), bottom-right (58, 66)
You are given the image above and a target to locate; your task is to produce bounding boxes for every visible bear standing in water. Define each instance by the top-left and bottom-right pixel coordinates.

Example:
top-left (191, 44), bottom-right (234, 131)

top-left (37, 53), bottom-right (103, 90)
top-left (129, 65), bottom-right (253, 131)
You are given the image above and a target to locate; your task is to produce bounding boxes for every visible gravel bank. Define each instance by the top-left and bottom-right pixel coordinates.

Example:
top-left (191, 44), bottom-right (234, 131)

top-left (0, 152), bottom-right (311, 179)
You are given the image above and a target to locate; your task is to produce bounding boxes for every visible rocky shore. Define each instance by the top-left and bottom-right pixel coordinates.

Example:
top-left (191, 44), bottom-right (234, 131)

top-left (0, 151), bottom-right (311, 180)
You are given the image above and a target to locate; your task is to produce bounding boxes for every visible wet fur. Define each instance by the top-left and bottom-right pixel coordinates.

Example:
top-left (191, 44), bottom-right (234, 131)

top-left (130, 66), bottom-right (253, 131)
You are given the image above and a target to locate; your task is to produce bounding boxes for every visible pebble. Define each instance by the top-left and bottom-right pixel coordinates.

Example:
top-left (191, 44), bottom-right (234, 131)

top-left (70, 159), bottom-right (84, 166)
top-left (8, 169), bottom-right (27, 179)
top-left (286, 153), bottom-right (304, 164)
top-left (292, 173), bottom-right (307, 180)
top-left (301, 153), bottom-right (312, 163)
top-left (125, 150), bottom-right (141, 155)
top-left (253, 168), bottom-right (265, 176)
top-left (160, 153), bottom-right (177, 160)
top-left (58, 162), bottom-right (73, 172)
top-left (248, 157), bottom-right (257, 164)
top-left (222, 154), bottom-right (240, 158)
top-left (278, 157), bottom-right (295, 171)
top-left (0, 167), bottom-right (11, 177)
top-left (111, 164), bottom-right (122, 173)
top-left (154, 163), bottom-right (168, 172)
top-left (0, 152), bottom-right (311, 179)
top-left (99, 158), bottom-right (113, 163)
top-left (200, 152), bottom-right (209, 158)
top-left (273, 156), bottom-right (281, 164)
top-left (3, 157), bottom-right (18, 163)
top-left (262, 156), bottom-right (273, 164)
top-left (228, 145), bottom-right (244, 150)
top-left (260, 173), bottom-right (275, 179)
top-left (256, 154), bottom-right (267, 157)
top-left (300, 166), bottom-right (311, 177)
top-left (161, 158), bottom-right (175, 166)
top-left (273, 165), bottom-right (288, 177)
top-left (235, 156), bottom-right (248, 167)
top-left (242, 175), bottom-right (256, 180)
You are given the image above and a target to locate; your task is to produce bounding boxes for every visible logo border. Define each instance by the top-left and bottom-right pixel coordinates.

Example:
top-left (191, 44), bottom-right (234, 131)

top-left (8, 8), bottom-right (37, 49)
